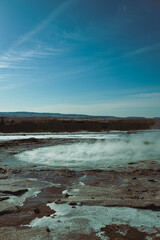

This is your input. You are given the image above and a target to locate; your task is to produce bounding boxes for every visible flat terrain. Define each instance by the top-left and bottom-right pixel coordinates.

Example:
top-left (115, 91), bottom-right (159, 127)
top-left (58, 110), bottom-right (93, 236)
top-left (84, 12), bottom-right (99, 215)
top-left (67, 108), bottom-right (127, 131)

top-left (0, 116), bottom-right (158, 133)
top-left (0, 135), bottom-right (160, 240)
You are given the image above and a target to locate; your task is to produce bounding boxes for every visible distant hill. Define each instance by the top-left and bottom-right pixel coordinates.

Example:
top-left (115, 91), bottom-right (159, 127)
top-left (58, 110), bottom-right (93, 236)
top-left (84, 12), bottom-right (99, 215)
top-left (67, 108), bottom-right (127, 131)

top-left (0, 112), bottom-right (158, 119)
top-left (126, 117), bottom-right (146, 119)
top-left (0, 112), bottom-right (117, 119)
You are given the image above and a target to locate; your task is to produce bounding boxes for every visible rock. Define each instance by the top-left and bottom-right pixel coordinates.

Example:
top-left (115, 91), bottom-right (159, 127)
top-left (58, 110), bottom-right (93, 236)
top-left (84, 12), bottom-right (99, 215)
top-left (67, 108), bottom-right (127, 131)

top-left (34, 208), bottom-right (40, 214)
top-left (0, 174), bottom-right (9, 179)
top-left (46, 227), bottom-right (50, 232)
top-left (132, 177), bottom-right (137, 180)
top-left (0, 197), bottom-right (9, 201)
top-left (64, 193), bottom-right (70, 198)
top-left (55, 199), bottom-right (61, 204)
top-left (1, 189), bottom-right (28, 196)
top-left (0, 168), bottom-right (7, 174)
top-left (101, 225), bottom-right (147, 240)
top-left (68, 201), bottom-right (77, 206)
top-left (138, 204), bottom-right (160, 211)
top-left (148, 179), bottom-right (157, 182)
top-left (55, 169), bottom-right (76, 177)
top-left (11, 169), bottom-right (22, 174)
top-left (27, 138), bottom-right (40, 142)
top-left (0, 206), bottom-right (21, 216)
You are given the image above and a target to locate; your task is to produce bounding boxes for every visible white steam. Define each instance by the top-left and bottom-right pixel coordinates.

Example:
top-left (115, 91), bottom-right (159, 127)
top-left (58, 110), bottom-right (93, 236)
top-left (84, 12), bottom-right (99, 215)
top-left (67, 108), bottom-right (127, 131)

top-left (16, 130), bottom-right (160, 169)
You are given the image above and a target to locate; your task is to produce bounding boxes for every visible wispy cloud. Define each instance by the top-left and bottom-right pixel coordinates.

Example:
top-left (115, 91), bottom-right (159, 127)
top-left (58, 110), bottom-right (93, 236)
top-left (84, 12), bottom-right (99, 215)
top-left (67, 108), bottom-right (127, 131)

top-left (125, 43), bottom-right (160, 57)
top-left (47, 60), bottom-right (104, 80)
top-left (0, 0), bottom-right (74, 69)
top-left (0, 63), bottom-right (10, 69)
top-left (0, 80), bottom-right (31, 91)
top-left (130, 92), bottom-right (160, 98)
top-left (15, 0), bottom-right (75, 47)
top-left (0, 46), bottom-right (61, 69)
top-left (0, 84), bottom-right (21, 91)
top-left (61, 29), bottom-right (90, 42)
top-left (0, 74), bottom-right (11, 82)
top-left (0, 72), bottom-right (42, 90)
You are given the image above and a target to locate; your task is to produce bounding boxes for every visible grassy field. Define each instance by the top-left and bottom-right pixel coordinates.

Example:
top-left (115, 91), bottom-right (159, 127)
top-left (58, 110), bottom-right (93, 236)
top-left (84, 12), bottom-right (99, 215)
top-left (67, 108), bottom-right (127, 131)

top-left (0, 117), bottom-right (157, 133)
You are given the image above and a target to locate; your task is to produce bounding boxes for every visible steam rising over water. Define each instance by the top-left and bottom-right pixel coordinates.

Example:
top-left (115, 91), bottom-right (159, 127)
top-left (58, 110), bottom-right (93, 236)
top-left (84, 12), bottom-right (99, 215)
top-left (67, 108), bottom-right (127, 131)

top-left (16, 130), bottom-right (160, 169)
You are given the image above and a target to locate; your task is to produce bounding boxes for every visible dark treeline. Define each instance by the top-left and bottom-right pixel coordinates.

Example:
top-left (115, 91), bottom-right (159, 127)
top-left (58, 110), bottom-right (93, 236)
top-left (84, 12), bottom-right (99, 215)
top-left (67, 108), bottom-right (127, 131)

top-left (0, 117), bottom-right (155, 133)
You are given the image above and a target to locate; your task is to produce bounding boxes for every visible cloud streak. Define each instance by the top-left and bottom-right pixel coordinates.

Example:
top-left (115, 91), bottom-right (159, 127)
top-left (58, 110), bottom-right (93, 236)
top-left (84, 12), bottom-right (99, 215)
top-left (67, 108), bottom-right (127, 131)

top-left (15, 0), bottom-right (74, 47)
top-left (125, 43), bottom-right (160, 57)
top-left (0, 0), bottom-right (74, 69)
top-left (0, 47), bottom-right (61, 69)
top-left (130, 92), bottom-right (160, 98)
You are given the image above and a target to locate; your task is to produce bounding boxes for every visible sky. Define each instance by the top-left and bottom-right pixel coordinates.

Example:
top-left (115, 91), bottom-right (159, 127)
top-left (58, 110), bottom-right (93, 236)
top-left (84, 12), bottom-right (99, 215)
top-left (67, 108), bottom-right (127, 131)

top-left (0, 0), bottom-right (160, 117)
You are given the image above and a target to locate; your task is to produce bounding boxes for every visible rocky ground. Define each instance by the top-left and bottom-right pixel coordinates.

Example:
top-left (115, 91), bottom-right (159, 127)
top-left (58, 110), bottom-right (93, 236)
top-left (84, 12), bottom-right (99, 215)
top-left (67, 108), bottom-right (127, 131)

top-left (0, 138), bottom-right (160, 240)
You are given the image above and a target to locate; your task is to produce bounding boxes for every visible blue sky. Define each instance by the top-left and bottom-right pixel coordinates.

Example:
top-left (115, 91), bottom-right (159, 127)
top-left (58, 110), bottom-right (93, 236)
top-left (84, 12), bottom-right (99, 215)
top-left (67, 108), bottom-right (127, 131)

top-left (0, 0), bottom-right (160, 117)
